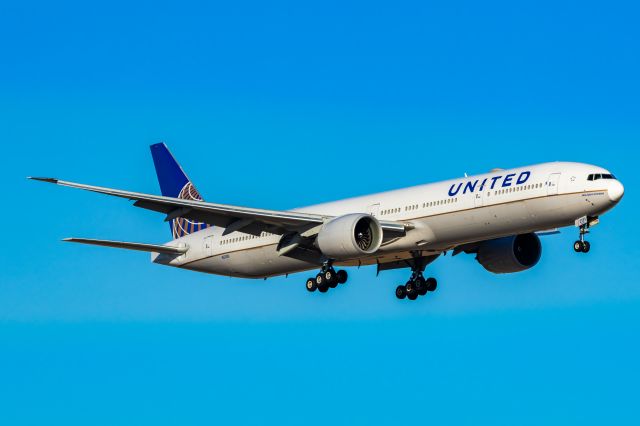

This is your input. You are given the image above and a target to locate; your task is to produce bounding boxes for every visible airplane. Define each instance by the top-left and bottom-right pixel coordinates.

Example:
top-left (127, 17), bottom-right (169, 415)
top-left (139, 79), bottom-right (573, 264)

top-left (30, 143), bottom-right (624, 300)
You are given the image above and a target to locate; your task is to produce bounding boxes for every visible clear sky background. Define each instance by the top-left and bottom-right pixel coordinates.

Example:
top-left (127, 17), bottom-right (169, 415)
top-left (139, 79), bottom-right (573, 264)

top-left (1, 1), bottom-right (639, 424)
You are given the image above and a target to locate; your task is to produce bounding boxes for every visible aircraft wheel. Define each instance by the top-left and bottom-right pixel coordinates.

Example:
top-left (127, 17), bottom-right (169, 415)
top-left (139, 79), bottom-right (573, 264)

top-left (306, 278), bottom-right (317, 292)
top-left (573, 241), bottom-right (584, 252)
top-left (415, 277), bottom-right (427, 296)
top-left (395, 285), bottom-right (406, 300)
top-left (324, 269), bottom-right (338, 288)
top-left (316, 272), bottom-right (330, 292)
top-left (337, 269), bottom-right (348, 284)
top-left (426, 277), bottom-right (437, 292)
top-left (406, 282), bottom-right (418, 300)
top-left (582, 241), bottom-right (591, 253)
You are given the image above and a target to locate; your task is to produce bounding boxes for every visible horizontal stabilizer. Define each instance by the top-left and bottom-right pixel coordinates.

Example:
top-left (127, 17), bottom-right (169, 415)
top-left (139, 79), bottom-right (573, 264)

top-left (63, 238), bottom-right (188, 254)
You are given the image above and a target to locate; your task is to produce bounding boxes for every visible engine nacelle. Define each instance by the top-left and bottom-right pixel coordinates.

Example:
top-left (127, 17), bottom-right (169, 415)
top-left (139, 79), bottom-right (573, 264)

top-left (476, 233), bottom-right (542, 274)
top-left (316, 213), bottom-right (383, 260)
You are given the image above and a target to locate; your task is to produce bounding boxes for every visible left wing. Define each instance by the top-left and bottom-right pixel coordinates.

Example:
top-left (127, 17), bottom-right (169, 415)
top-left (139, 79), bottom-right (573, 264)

top-left (29, 177), bottom-right (409, 238)
top-left (63, 238), bottom-right (188, 254)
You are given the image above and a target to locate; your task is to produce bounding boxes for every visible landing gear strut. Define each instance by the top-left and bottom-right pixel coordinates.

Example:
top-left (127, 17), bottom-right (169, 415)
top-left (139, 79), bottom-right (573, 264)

top-left (574, 217), bottom-right (592, 253)
top-left (305, 262), bottom-right (348, 293)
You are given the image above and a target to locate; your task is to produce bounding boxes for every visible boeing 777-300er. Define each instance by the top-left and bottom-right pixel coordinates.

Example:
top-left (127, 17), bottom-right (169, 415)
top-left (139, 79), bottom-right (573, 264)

top-left (30, 143), bottom-right (624, 300)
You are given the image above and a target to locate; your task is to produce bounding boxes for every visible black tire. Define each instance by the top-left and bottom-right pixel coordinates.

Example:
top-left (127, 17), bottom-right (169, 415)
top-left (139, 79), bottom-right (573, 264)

top-left (316, 273), bottom-right (329, 292)
top-left (395, 285), bottom-right (406, 299)
top-left (415, 277), bottom-right (427, 296)
top-left (325, 270), bottom-right (338, 288)
top-left (306, 278), bottom-right (317, 292)
top-left (426, 277), bottom-right (437, 292)
top-left (574, 241), bottom-right (583, 252)
top-left (405, 281), bottom-right (418, 300)
top-left (405, 281), bottom-right (415, 294)
top-left (582, 241), bottom-right (591, 253)
top-left (337, 269), bottom-right (348, 284)
top-left (324, 269), bottom-right (334, 282)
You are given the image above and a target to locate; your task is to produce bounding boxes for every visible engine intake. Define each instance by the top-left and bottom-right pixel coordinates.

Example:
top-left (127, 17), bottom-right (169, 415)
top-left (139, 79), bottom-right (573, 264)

top-left (316, 213), bottom-right (383, 260)
top-left (476, 233), bottom-right (542, 274)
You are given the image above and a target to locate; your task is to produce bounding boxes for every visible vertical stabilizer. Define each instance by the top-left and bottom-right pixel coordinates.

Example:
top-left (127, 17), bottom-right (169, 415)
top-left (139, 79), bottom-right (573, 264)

top-left (150, 143), bottom-right (210, 239)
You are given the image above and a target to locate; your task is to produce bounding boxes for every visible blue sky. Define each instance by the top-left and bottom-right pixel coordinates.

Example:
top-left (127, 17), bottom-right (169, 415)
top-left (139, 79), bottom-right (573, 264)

top-left (1, 1), bottom-right (639, 424)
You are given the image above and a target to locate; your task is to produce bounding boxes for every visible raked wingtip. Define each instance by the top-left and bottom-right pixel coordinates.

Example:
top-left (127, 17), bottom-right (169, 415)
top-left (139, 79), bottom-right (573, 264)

top-left (28, 176), bottom-right (59, 184)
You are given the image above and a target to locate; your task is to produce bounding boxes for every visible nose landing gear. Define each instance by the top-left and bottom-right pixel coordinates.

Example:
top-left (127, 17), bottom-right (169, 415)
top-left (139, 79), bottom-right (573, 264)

top-left (573, 216), bottom-right (594, 253)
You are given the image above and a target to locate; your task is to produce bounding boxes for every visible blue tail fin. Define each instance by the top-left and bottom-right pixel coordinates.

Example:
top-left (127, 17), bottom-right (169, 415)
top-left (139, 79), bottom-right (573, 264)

top-left (150, 143), bottom-right (210, 239)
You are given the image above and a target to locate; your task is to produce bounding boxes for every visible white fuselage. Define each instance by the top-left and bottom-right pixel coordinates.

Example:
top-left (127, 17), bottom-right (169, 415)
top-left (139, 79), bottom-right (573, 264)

top-left (153, 162), bottom-right (624, 278)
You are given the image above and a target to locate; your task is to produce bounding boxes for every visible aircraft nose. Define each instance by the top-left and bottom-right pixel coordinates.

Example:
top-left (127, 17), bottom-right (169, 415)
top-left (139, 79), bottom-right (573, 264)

top-left (608, 180), bottom-right (624, 202)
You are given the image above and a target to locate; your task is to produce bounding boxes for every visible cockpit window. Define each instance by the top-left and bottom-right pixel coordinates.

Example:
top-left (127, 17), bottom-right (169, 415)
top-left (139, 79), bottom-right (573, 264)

top-left (587, 173), bottom-right (616, 181)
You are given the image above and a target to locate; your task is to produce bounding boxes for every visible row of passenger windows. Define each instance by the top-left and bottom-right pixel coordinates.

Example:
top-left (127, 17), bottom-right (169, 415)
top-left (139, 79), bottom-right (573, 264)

top-left (379, 183), bottom-right (547, 216)
top-left (491, 182), bottom-right (543, 196)
top-left (380, 198), bottom-right (459, 216)
top-left (220, 231), bottom-right (274, 246)
top-left (422, 198), bottom-right (458, 209)
top-left (587, 173), bottom-right (616, 181)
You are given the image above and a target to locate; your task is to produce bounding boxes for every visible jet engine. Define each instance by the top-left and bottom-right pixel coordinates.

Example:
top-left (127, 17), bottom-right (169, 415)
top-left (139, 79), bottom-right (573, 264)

top-left (476, 233), bottom-right (542, 274)
top-left (316, 213), bottom-right (383, 260)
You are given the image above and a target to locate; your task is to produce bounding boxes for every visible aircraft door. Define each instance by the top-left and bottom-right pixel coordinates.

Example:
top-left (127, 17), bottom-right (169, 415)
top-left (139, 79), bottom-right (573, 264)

top-left (547, 173), bottom-right (561, 195)
top-left (203, 235), bottom-right (214, 257)
top-left (367, 203), bottom-right (380, 218)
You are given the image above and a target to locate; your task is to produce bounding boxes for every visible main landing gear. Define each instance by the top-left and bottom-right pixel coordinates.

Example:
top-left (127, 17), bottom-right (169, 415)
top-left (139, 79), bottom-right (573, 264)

top-left (305, 264), bottom-right (348, 293)
top-left (395, 271), bottom-right (437, 301)
top-left (573, 217), bottom-right (592, 253)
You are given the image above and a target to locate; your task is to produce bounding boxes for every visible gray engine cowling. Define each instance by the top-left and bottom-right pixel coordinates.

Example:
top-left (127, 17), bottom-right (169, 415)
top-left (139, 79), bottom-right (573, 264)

top-left (316, 213), bottom-right (383, 260)
top-left (476, 233), bottom-right (542, 274)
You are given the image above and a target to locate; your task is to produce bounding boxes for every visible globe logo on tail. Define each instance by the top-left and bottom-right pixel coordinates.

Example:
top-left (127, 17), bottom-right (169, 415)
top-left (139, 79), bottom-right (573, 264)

top-left (172, 182), bottom-right (210, 239)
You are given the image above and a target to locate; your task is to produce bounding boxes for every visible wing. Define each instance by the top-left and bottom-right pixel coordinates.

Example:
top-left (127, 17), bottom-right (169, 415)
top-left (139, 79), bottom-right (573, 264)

top-left (29, 177), bottom-right (408, 238)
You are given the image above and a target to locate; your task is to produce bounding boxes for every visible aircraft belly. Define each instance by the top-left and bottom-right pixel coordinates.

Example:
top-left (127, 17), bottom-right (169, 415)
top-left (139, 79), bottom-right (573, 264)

top-left (182, 244), bottom-right (317, 278)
